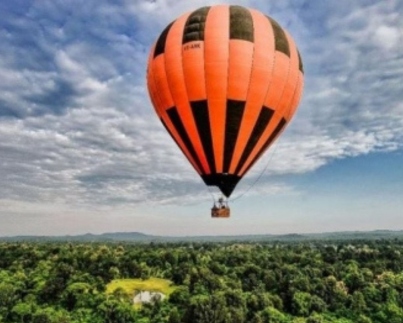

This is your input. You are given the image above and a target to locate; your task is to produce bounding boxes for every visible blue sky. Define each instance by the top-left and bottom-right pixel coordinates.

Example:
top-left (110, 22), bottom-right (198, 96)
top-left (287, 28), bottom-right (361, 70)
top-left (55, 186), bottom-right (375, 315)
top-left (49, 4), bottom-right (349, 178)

top-left (0, 0), bottom-right (402, 236)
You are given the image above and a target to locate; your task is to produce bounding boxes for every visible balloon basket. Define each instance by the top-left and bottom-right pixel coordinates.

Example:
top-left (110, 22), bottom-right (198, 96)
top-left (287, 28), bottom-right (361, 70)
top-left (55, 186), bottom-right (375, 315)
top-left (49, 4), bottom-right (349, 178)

top-left (211, 197), bottom-right (230, 218)
top-left (211, 207), bottom-right (230, 218)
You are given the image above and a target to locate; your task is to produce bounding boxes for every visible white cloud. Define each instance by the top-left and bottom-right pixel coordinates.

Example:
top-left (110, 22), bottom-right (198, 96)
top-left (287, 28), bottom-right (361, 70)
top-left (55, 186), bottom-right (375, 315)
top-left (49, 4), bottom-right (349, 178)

top-left (373, 25), bottom-right (400, 50)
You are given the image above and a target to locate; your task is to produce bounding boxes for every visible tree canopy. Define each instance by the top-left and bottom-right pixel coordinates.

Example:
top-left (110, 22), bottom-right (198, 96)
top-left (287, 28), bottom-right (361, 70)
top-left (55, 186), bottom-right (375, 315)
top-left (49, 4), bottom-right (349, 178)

top-left (1, 239), bottom-right (403, 322)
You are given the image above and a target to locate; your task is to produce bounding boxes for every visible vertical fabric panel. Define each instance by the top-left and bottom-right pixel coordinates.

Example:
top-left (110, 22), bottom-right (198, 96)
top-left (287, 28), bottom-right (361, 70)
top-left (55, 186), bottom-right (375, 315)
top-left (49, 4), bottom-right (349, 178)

top-left (152, 55), bottom-right (175, 112)
top-left (275, 32), bottom-right (300, 122)
top-left (263, 53), bottom-right (290, 111)
top-left (227, 40), bottom-right (254, 100)
top-left (154, 22), bottom-right (174, 58)
top-left (164, 13), bottom-right (210, 174)
top-left (182, 42), bottom-right (206, 101)
top-left (191, 100), bottom-right (215, 173)
top-left (223, 100), bottom-right (245, 173)
top-left (229, 9), bottom-right (275, 173)
top-left (267, 17), bottom-right (290, 57)
top-left (286, 38), bottom-right (304, 122)
top-left (146, 44), bottom-right (161, 115)
top-left (287, 73), bottom-right (304, 121)
top-left (204, 5), bottom-right (230, 173)
top-left (182, 8), bottom-right (208, 101)
top-left (182, 7), bottom-right (210, 44)
top-left (229, 5), bottom-right (254, 42)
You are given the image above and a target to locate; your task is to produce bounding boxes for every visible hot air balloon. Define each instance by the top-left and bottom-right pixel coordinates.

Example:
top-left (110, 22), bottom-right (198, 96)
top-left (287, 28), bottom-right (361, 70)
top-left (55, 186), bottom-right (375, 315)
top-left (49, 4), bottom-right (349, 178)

top-left (146, 5), bottom-right (304, 217)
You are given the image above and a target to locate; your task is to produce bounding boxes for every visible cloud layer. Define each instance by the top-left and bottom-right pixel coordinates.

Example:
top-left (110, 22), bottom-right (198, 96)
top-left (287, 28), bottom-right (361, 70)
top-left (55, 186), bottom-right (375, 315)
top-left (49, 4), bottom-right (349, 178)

top-left (0, 0), bottom-right (402, 231)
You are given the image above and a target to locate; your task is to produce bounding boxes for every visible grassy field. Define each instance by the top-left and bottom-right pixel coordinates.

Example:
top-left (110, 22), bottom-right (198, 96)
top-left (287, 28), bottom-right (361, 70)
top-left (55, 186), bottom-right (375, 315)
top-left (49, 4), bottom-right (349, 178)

top-left (106, 277), bottom-right (177, 297)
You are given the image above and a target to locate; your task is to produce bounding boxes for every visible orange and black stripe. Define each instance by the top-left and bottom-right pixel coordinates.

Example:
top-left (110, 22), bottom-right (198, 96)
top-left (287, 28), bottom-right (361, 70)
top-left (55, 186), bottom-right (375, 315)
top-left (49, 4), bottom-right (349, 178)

top-left (147, 5), bottom-right (304, 197)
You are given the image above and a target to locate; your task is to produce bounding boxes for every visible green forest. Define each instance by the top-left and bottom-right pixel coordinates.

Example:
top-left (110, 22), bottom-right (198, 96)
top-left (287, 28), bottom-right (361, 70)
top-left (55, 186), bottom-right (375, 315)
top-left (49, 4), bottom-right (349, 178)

top-left (1, 239), bottom-right (403, 322)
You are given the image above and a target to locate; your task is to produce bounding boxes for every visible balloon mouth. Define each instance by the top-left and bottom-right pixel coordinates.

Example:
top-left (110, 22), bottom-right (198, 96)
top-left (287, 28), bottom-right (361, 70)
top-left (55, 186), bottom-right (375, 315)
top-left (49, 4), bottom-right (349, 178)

top-left (201, 174), bottom-right (241, 198)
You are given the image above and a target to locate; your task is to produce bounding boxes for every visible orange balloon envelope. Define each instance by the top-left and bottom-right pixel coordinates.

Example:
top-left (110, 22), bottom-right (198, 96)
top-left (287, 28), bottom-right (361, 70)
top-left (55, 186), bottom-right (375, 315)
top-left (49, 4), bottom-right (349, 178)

top-left (147, 5), bottom-right (304, 198)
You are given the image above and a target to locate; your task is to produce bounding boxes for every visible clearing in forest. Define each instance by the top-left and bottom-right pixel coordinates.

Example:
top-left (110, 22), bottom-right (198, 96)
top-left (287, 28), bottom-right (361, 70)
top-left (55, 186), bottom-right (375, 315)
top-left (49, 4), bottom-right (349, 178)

top-left (106, 277), bottom-right (177, 297)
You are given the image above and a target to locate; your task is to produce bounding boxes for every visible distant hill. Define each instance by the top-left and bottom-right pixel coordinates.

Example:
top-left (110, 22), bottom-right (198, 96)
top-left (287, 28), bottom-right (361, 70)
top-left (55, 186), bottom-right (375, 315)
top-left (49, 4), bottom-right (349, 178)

top-left (1, 230), bottom-right (403, 243)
